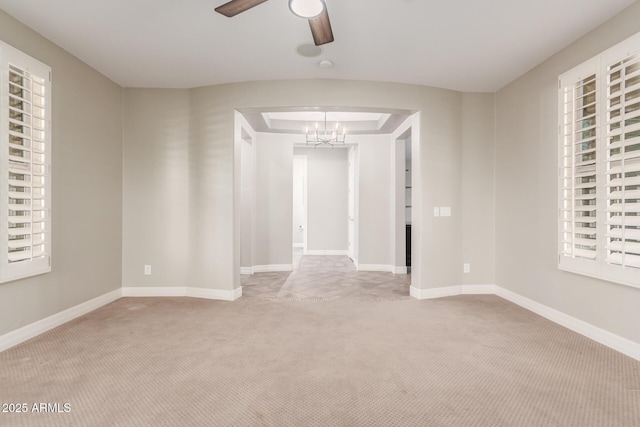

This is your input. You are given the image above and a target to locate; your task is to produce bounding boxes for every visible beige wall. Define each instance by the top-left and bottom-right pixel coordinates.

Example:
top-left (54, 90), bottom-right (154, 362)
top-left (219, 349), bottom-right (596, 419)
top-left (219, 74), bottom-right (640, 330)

top-left (294, 147), bottom-right (349, 253)
top-left (122, 89), bottom-right (190, 287)
top-left (247, 134), bottom-right (395, 267)
top-left (123, 80), bottom-right (488, 292)
top-left (495, 2), bottom-right (640, 344)
top-left (0, 11), bottom-right (123, 336)
top-left (356, 135), bottom-right (393, 266)
top-left (461, 93), bottom-right (496, 285)
top-left (254, 133), bottom-right (293, 266)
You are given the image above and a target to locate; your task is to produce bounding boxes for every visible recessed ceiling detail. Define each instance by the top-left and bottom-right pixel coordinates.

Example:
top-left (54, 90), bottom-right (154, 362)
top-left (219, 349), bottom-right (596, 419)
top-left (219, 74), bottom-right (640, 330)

top-left (265, 112), bottom-right (388, 122)
top-left (240, 109), bottom-right (409, 135)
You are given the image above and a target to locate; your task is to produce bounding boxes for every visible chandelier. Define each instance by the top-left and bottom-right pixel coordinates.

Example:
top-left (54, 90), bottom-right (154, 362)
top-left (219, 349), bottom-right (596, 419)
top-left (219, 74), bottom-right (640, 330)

top-left (305, 112), bottom-right (346, 147)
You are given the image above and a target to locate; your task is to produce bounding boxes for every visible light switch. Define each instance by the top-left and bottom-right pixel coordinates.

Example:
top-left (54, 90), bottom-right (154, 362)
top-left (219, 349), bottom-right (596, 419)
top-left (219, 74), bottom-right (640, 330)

top-left (440, 207), bottom-right (451, 217)
top-left (433, 207), bottom-right (440, 217)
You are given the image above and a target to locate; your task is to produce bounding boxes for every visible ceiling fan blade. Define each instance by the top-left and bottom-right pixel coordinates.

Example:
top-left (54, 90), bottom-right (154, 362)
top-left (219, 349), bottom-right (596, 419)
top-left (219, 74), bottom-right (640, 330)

top-left (215, 0), bottom-right (269, 17)
top-left (309, 8), bottom-right (334, 46)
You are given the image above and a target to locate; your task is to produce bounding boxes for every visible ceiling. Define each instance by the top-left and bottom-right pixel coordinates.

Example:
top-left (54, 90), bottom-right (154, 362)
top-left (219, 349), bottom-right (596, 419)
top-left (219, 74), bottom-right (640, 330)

top-left (0, 0), bottom-right (635, 92)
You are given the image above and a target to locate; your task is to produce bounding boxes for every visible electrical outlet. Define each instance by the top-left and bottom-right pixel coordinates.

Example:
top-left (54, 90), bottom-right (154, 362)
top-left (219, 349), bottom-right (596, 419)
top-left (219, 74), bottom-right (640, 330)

top-left (144, 265), bottom-right (151, 275)
top-left (463, 263), bottom-right (470, 273)
top-left (440, 207), bottom-right (452, 217)
top-left (434, 207), bottom-right (440, 217)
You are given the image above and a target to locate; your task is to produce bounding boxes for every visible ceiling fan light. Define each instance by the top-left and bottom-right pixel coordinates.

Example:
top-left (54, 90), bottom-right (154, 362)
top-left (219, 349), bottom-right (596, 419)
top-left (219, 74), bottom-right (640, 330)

top-left (289, 0), bottom-right (325, 19)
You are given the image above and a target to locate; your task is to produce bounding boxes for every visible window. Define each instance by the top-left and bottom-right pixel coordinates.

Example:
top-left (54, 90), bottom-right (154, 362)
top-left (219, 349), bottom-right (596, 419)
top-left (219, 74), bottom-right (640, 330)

top-left (559, 32), bottom-right (640, 288)
top-left (0, 41), bottom-right (51, 283)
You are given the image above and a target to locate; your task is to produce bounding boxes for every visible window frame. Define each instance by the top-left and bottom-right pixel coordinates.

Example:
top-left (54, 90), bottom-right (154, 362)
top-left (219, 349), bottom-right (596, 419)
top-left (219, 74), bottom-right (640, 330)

top-left (558, 32), bottom-right (640, 290)
top-left (0, 41), bottom-right (52, 284)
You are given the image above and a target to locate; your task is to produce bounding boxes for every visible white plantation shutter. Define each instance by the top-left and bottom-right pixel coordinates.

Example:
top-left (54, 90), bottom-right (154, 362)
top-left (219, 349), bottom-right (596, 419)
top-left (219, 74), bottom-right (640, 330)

top-left (0, 42), bottom-right (51, 283)
top-left (559, 58), bottom-right (601, 275)
top-left (604, 43), bottom-right (640, 281)
top-left (559, 32), bottom-right (640, 288)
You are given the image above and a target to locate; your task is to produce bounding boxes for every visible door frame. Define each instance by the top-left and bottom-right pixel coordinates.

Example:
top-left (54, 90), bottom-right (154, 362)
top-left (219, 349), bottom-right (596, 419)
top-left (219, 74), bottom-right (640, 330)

top-left (347, 145), bottom-right (358, 264)
top-left (233, 109), bottom-right (421, 296)
top-left (293, 154), bottom-right (308, 254)
top-left (235, 111), bottom-right (257, 277)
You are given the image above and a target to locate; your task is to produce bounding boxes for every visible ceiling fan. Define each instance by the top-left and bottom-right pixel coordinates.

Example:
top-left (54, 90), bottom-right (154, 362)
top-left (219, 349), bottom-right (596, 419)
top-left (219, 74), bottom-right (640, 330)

top-left (215, 0), bottom-right (334, 46)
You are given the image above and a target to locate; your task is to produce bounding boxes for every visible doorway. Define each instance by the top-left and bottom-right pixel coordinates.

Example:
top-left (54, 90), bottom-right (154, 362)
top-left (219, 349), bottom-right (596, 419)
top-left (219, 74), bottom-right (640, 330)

top-left (292, 155), bottom-right (307, 268)
top-left (235, 108), bottom-right (420, 299)
top-left (391, 115), bottom-right (417, 277)
top-left (404, 134), bottom-right (412, 271)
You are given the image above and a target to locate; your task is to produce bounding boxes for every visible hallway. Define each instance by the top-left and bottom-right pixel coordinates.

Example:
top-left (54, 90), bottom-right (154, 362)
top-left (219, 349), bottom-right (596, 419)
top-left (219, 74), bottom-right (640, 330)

top-left (241, 253), bottom-right (410, 301)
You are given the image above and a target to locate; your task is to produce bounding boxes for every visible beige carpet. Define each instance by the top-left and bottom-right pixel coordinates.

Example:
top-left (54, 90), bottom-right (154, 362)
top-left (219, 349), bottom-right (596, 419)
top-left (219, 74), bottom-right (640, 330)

top-left (1, 295), bottom-right (639, 426)
top-left (242, 254), bottom-right (410, 300)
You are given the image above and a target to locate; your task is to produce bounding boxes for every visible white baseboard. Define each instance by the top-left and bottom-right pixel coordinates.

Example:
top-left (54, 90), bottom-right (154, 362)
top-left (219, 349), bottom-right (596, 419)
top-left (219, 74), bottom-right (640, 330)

top-left (494, 286), bottom-right (640, 362)
top-left (358, 264), bottom-right (394, 273)
top-left (122, 286), bottom-right (242, 301)
top-left (0, 285), bottom-right (244, 354)
top-left (394, 266), bottom-right (408, 275)
top-left (409, 283), bottom-right (640, 361)
top-left (410, 285), bottom-right (462, 299)
top-left (251, 264), bottom-right (293, 273)
top-left (461, 284), bottom-right (496, 294)
top-left (0, 288), bottom-right (122, 353)
top-left (240, 267), bottom-right (253, 275)
top-left (306, 250), bottom-right (348, 256)
top-left (409, 285), bottom-right (423, 299)
top-left (292, 243), bottom-right (304, 248)
top-left (187, 286), bottom-right (242, 301)
top-left (410, 284), bottom-right (497, 299)
top-left (122, 287), bottom-right (187, 297)
top-left (3, 282), bottom-right (637, 363)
